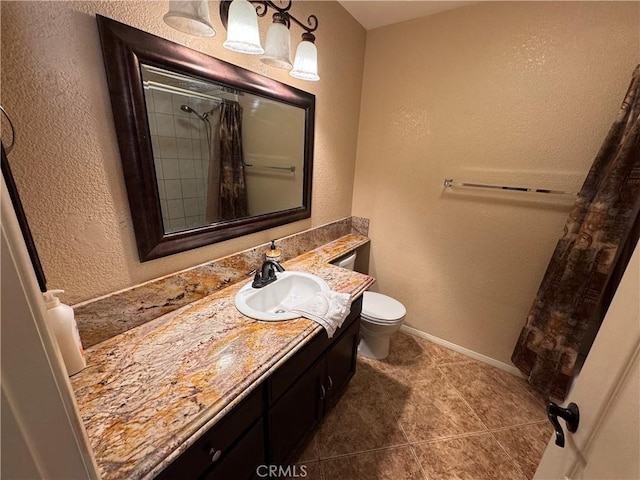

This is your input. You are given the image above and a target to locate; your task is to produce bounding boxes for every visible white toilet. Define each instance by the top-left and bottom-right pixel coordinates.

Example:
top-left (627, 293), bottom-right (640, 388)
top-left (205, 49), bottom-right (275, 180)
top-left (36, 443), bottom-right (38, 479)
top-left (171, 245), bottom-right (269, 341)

top-left (333, 252), bottom-right (406, 359)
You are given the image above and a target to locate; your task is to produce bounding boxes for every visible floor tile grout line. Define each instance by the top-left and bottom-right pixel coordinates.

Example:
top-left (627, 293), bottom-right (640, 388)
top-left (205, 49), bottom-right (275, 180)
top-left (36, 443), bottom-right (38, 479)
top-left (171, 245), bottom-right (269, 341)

top-left (487, 429), bottom-right (530, 480)
top-left (435, 359), bottom-right (477, 367)
top-left (406, 429), bottom-right (531, 480)
top-left (317, 441), bottom-right (412, 461)
top-left (313, 435), bottom-right (324, 480)
top-left (393, 403), bottom-right (414, 445)
top-left (405, 356), bottom-right (544, 480)
top-left (319, 442), bottom-right (432, 480)
top-left (355, 358), bottom-right (415, 446)
top-left (397, 411), bottom-right (489, 446)
top-left (313, 435), bottom-right (320, 464)
top-left (359, 355), bottom-right (499, 451)
top-left (407, 443), bottom-right (431, 480)
top-left (433, 344), bottom-right (549, 410)
top-left (408, 429), bottom-right (494, 446)
top-left (521, 385), bottom-right (551, 411)
top-left (315, 359), bottom-right (411, 463)
top-left (434, 363), bottom-right (492, 433)
top-left (435, 362), bottom-right (548, 432)
top-left (366, 348), bottom-right (512, 447)
top-left (487, 420), bottom-right (551, 433)
top-left (317, 453), bottom-right (325, 480)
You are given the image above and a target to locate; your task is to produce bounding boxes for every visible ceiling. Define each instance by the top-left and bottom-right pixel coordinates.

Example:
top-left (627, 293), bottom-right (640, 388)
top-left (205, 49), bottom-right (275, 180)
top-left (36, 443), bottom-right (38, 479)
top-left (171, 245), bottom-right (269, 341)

top-left (337, 1), bottom-right (475, 30)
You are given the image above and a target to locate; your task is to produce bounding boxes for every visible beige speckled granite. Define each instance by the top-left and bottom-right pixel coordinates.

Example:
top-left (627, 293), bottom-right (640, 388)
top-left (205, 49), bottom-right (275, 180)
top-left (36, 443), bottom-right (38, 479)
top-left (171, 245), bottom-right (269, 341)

top-left (70, 237), bottom-right (374, 480)
top-left (75, 217), bottom-right (368, 348)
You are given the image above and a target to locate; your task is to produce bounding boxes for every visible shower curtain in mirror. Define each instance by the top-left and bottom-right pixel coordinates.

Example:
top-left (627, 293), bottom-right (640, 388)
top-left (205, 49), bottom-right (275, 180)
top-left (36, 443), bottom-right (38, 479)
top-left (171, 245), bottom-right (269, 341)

top-left (219, 102), bottom-right (248, 221)
top-left (205, 102), bottom-right (248, 222)
top-left (511, 64), bottom-right (640, 400)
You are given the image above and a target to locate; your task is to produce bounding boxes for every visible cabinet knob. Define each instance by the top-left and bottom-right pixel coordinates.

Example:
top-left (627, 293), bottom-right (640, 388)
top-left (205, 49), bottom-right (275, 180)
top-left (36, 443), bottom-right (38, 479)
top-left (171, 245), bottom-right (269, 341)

top-left (209, 447), bottom-right (222, 463)
top-left (320, 384), bottom-right (326, 400)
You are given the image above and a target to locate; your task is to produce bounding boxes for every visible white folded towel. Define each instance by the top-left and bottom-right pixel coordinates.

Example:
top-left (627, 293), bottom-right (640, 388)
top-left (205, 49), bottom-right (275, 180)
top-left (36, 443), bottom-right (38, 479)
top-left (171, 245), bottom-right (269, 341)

top-left (289, 291), bottom-right (352, 338)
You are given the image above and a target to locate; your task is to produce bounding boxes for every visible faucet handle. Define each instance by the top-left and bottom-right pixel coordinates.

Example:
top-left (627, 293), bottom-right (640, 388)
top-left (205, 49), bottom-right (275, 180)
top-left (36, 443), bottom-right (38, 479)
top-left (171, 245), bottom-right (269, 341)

top-left (251, 271), bottom-right (263, 288)
top-left (270, 260), bottom-right (285, 272)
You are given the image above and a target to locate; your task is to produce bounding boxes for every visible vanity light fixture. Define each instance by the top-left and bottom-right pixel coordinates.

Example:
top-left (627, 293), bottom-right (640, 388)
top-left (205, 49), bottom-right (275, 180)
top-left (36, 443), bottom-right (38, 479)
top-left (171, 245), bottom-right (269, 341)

top-left (220, 0), bottom-right (320, 81)
top-left (222, 0), bottom-right (264, 54)
top-left (290, 32), bottom-right (319, 81)
top-left (261, 12), bottom-right (292, 69)
top-left (163, 0), bottom-right (216, 37)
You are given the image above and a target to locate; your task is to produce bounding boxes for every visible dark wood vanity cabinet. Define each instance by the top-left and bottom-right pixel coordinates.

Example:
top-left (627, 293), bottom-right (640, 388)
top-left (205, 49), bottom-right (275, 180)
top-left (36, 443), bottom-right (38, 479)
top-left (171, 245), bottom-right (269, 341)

top-left (155, 297), bottom-right (362, 480)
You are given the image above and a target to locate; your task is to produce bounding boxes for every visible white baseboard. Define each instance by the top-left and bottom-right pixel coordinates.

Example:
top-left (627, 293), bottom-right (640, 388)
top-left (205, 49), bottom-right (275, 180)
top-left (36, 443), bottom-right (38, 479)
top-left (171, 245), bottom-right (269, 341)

top-left (400, 325), bottom-right (524, 378)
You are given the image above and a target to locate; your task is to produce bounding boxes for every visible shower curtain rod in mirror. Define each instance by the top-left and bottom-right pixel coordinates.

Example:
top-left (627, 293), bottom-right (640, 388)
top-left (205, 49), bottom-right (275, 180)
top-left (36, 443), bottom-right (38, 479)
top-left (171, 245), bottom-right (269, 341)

top-left (143, 81), bottom-right (224, 103)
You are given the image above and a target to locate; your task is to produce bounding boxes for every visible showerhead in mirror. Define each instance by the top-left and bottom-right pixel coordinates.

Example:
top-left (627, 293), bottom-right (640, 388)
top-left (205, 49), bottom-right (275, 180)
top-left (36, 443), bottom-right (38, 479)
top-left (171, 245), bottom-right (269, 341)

top-left (180, 104), bottom-right (208, 121)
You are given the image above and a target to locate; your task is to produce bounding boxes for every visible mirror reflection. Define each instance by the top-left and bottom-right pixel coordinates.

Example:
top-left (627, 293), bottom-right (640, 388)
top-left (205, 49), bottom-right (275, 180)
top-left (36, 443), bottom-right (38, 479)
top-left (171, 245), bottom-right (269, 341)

top-left (141, 64), bottom-right (305, 234)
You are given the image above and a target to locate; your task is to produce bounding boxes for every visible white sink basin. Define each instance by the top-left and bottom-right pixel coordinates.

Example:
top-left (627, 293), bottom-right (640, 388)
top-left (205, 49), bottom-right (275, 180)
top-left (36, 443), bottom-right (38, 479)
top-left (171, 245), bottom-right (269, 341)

top-left (235, 271), bottom-right (329, 321)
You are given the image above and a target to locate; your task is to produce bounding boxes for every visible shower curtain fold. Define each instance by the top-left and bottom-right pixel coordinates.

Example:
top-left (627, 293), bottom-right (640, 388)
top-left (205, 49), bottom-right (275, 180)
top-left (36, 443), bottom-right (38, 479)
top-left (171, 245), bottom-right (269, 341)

top-left (511, 64), bottom-right (640, 400)
top-left (205, 105), bottom-right (222, 223)
top-left (219, 102), bottom-right (248, 221)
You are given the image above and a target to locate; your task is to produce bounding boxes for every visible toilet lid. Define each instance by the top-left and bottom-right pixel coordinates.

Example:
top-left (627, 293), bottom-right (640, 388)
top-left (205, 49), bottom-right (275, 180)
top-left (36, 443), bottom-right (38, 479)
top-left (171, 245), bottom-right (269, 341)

top-left (362, 291), bottom-right (406, 322)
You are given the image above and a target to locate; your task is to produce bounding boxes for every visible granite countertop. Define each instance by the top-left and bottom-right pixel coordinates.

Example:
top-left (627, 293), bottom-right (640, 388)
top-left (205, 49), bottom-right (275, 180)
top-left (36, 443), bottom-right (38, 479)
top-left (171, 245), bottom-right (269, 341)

top-left (70, 235), bottom-right (374, 480)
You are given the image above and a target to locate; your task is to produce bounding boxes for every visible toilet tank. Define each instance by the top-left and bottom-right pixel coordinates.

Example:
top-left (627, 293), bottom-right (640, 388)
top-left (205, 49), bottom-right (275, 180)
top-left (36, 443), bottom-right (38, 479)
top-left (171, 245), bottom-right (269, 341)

top-left (333, 251), bottom-right (357, 271)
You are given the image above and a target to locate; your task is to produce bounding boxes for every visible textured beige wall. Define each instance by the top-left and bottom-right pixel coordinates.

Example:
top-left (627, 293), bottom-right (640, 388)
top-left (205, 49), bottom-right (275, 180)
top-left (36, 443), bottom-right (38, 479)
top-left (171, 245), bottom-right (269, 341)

top-left (352, 2), bottom-right (640, 364)
top-left (1, 1), bottom-right (365, 304)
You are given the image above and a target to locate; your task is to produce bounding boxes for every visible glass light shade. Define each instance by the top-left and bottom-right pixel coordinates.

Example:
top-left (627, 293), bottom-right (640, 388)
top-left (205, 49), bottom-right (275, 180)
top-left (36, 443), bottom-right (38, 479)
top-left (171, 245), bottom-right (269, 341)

top-left (163, 0), bottom-right (216, 37)
top-left (260, 21), bottom-right (292, 70)
top-left (290, 39), bottom-right (319, 81)
top-left (223, 0), bottom-right (264, 54)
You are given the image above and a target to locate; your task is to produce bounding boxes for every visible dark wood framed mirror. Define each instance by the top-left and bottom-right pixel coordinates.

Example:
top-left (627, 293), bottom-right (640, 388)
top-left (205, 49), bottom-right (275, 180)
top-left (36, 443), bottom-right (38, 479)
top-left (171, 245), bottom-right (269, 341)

top-left (96, 15), bottom-right (314, 261)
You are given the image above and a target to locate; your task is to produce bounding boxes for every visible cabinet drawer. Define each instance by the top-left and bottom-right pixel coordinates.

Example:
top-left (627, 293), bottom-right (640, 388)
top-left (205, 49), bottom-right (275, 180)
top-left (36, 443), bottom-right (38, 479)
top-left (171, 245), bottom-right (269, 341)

top-left (268, 296), bottom-right (362, 405)
top-left (155, 386), bottom-right (264, 480)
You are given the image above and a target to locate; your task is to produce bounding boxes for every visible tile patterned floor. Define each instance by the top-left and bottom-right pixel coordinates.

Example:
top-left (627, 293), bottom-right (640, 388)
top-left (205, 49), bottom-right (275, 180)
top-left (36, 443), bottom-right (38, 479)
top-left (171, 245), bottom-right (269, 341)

top-left (289, 332), bottom-right (553, 480)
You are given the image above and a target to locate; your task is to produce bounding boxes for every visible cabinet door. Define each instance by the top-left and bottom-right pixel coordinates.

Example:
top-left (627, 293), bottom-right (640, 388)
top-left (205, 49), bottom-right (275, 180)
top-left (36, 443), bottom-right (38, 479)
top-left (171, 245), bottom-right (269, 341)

top-left (268, 358), bottom-right (326, 465)
top-left (325, 317), bottom-right (360, 406)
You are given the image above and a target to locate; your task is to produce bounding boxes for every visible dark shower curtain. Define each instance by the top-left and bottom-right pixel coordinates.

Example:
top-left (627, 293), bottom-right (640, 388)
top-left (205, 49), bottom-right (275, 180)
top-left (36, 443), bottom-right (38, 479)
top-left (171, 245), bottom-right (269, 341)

top-left (218, 102), bottom-right (248, 221)
top-left (511, 65), bottom-right (640, 400)
top-left (205, 105), bottom-right (222, 224)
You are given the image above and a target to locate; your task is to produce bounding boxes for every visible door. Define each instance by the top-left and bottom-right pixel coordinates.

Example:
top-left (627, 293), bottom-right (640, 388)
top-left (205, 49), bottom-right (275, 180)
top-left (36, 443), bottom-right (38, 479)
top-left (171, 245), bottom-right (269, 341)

top-left (535, 241), bottom-right (639, 479)
top-left (1, 175), bottom-right (100, 479)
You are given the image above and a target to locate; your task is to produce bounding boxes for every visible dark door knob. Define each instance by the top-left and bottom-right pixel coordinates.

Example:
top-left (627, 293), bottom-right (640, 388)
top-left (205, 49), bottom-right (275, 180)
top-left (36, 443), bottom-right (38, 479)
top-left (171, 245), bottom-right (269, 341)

top-left (547, 402), bottom-right (580, 448)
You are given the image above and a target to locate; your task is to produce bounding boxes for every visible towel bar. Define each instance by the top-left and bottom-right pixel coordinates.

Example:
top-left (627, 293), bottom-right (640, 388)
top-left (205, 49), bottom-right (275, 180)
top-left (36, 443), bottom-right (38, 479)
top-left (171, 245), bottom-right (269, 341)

top-left (244, 162), bottom-right (295, 172)
top-left (444, 178), bottom-right (576, 196)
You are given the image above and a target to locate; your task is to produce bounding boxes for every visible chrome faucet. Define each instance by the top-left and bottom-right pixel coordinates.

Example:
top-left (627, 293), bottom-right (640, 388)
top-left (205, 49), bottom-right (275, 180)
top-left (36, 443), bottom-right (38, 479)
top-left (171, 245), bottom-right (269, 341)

top-left (252, 260), bottom-right (285, 288)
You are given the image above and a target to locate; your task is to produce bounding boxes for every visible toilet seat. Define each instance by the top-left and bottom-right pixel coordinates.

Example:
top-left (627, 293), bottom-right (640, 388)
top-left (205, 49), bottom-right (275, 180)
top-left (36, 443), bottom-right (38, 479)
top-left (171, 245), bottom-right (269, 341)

top-left (361, 291), bottom-right (406, 324)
